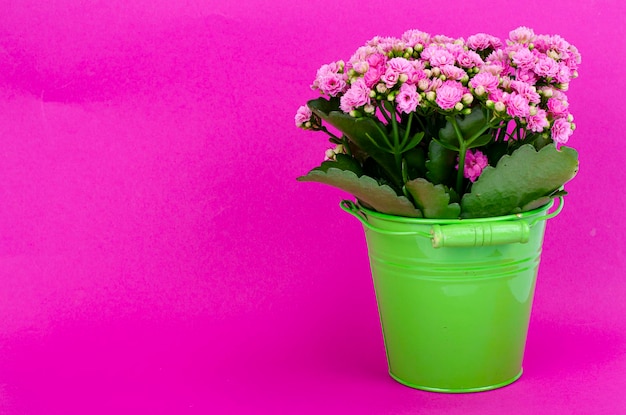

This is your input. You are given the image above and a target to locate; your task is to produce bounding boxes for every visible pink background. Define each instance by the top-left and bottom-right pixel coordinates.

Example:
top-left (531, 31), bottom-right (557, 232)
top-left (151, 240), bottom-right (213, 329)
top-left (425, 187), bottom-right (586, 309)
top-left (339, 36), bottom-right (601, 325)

top-left (1, 1), bottom-right (625, 413)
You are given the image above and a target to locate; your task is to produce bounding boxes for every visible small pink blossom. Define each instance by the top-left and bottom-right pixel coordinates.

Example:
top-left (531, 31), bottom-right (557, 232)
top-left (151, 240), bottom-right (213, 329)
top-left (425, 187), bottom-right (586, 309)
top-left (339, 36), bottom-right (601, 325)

top-left (396, 83), bottom-right (421, 114)
top-left (527, 108), bottom-right (549, 133)
top-left (425, 47), bottom-right (456, 67)
top-left (551, 118), bottom-right (573, 144)
top-left (435, 80), bottom-right (466, 110)
top-left (509, 26), bottom-right (536, 44)
top-left (339, 79), bottom-right (371, 113)
top-left (456, 50), bottom-right (483, 68)
top-left (294, 105), bottom-right (313, 128)
top-left (505, 92), bottom-right (531, 118)
top-left (547, 97), bottom-right (569, 117)
top-left (441, 64), bottom-right (467, 81)
top-left (512, 48), bottom-right (537, 70)
top-left (515, 68), bottom-right (538, 85)
top-left (401, 29), bottom-right (431, 48)
top-left (534, 56), bottom-right (560, 78)
top-left (459, 149), bottom-right (489, 182)
top-left (363, 66), bottom-right (383, 88)
top-left (382, 67), bottom-right (401, 88)
top-left (510, 81), bottom-right (541, 103)
top-left (469, 72), bottom-right (500, 94)
top-left (312, 62), bottom-right (347, 96)
top-left (466, 33), bottom-right (502, 51)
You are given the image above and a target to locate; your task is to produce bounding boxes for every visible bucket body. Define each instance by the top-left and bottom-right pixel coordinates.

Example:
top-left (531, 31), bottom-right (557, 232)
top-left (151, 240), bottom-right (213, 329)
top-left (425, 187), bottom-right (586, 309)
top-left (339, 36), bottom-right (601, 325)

top-left (342, 200), bottom-right (556, 393)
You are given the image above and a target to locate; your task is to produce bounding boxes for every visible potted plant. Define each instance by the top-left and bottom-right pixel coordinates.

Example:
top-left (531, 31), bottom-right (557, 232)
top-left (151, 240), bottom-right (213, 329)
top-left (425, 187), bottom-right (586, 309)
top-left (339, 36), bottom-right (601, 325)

top-left (295, 27), bottom-right (580, 392)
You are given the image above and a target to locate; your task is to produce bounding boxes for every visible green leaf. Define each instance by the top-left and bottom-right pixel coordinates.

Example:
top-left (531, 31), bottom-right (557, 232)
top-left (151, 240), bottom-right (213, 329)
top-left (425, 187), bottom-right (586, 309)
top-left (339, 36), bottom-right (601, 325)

top-left (460, 144), bottom-right (579, 218)
top-left (401, 131), bottom-right (425, 152)
top-left (467, 133), bottom-right (492, 149)
top-left (438, 107), bottom-right (488, 148)
top-left (403, 147), bottom-right (426, 180)
top-left (308, 98), bottom-right (401, 187)
top-left (297, 168), bottom-right (422, 218)
top-left (312, 154), bottom-right (363, 176)
top-left (405, 178), bottom-right (460, 219)
top-left (425, 139), bottom-right (457, 186)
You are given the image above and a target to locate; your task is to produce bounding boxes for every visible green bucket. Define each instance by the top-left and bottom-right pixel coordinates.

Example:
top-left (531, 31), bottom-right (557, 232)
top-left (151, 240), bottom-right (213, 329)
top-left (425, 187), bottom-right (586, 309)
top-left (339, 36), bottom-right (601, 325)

top-left (341, 198), bottom-right (563, 393)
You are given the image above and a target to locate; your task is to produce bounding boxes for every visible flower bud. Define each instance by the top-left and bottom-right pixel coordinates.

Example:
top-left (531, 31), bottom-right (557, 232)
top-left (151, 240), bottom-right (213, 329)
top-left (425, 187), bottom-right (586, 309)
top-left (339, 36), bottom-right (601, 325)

top-left (376, 83), bottom-right (388, 94)
top-left (325, 149), bottom-right (336, 160)
top-left (454, 102), bottom-right (464, 111)
top-left (486, 99), bottom-right (495, 109)
top-left (462, 93), bottom-right (473, 106)
top-left (474, 86), bottom-right (486, 97)
top-left (399, 73), bottom-right (409, 83)
top-left (431, 67), bottom-right (441, 77)
top-left (418, 79), bottom-right (430, 91)
top-left (494, 101), bottom-right (506, 112)
top-left (426, 91), bottom-right (436, 101)
top-left (364, 104), bottom-right (376, 114)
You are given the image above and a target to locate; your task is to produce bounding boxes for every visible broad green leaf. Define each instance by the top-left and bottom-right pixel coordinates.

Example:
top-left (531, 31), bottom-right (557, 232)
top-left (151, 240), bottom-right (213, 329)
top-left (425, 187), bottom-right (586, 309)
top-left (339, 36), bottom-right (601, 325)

top-left (405, 178), bottom-right (460, 219)
top-left (425, 139), bottom-right (457, 187)
top-left (460, 144), bottom-right (579, 218)
top-left (308, 98), bottom-right (401, 187)
top-left (297, 168), bottom-right (422, 217)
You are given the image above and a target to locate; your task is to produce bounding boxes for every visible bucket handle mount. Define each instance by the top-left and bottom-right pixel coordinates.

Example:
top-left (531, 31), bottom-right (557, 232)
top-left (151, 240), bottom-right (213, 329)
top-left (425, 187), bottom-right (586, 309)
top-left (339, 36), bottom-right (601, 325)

top-left (340, 197), bottom-right (563, 248)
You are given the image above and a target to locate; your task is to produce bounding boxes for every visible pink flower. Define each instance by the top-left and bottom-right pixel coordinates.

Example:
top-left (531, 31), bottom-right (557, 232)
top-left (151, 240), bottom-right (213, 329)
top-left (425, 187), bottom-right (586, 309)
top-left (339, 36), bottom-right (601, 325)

top-left (387, 57), bottom-right (413, 74)
top-left (396, 83), bottom-right (421, 114)
top-left (441, 64), bottom-right (467, 81)
top-left (505, 92), bottom-right (531, 118)
top-left (363, 66), bottom-right (383, 88)
top-left (527, 108), bottom-right (549, 133)
top-left (458, 149), bottom-right (489, 182)
top-left (555, 64), bottom-right (572, 84)
top-left (466, 33), bottom-right (502, 51)
top-left (295, 105), bottom-right (313, 128)
top-left (512, 48), bottom-right (537, 70)
top-left (435, 80), bottom-right (466, 110)
top-left (509, 26), bottom-right (536, 44)
top-left (401, 29), bottom-right (431, 48)
top-left (469, 72), bottom-right (500, 94)
top-left (312, 62), bottom-right (347, 96)
top-left (534, 56), bottom-right (560, 78)
top-left (547, 96), bottom-right (569, 117)
top-left (551, 118), bottom-right (573, 144)
top-left (339, 78), bottom-right (371, 113)
top-left (456, 50), bottom-right (483, 68)
top-left (515, 68), bottom-right (538, 85)
top-left (510, 81), bottom-right (541, 103)
top-left (382, 67), bottom-right (401, 88)
top-left (426, 47), bottom-right (456, 67)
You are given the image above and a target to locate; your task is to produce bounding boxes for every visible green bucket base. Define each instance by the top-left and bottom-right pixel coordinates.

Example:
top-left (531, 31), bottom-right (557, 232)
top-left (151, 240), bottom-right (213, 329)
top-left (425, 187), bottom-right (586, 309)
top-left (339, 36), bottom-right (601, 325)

top-left (389, 369), bottom-right (523, 393)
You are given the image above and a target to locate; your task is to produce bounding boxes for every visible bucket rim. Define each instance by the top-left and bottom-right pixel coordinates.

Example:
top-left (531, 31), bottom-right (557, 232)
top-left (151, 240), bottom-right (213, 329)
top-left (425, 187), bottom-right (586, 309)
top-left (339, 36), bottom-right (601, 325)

top-left (354, 199), bottom-right (556, 225)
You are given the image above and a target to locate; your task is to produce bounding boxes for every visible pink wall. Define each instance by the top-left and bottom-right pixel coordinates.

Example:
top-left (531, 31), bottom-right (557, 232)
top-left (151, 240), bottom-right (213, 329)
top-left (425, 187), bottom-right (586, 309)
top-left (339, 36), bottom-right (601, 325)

top-left (1, 1), bottom-right (625, 413)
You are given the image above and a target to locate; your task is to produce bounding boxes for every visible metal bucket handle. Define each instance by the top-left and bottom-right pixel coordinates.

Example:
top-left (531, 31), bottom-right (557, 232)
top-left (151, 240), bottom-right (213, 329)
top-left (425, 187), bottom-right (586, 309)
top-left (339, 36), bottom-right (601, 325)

top-left (340, 197), bottom-right (563, 248)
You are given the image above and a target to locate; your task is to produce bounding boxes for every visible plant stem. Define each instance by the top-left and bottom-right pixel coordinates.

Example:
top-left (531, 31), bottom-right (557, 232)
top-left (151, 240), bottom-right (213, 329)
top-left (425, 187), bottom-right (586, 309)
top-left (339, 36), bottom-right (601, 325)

top-left (389, 106), bottom-right (403, 177)
top-left (321, 126), bottom-right (342, 143)
top-left (456, 143), bottom-right (467, 196)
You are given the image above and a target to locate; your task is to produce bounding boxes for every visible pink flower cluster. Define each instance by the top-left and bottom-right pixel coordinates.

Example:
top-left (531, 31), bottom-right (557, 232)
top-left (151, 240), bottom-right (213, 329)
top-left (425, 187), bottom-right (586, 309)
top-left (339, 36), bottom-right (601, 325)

top-left (304, 27), bottom-right (580, 145)
top-left (461, 149), bottom-right (489, 182)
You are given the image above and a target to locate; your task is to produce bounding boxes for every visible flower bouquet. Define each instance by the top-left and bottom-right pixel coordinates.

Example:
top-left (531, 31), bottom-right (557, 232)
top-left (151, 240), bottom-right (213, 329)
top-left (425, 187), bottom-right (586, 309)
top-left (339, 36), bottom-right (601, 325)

top-left (294, 27), bottom-right (582, 392)
top-left (296, 27), bottom-right (580, 219)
